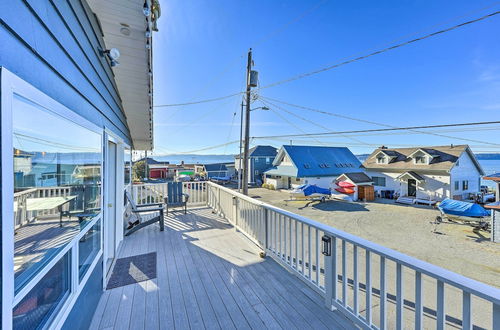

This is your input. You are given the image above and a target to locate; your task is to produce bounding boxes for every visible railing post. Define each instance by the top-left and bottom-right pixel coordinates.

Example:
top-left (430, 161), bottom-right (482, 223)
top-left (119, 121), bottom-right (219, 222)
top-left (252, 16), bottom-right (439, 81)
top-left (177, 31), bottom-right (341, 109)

top-left (322, 234), bottom-right (335, 310)
top-left (263, 208), bottom-right (269, 250)
top-left (493, 303), bottom-right (500, 330)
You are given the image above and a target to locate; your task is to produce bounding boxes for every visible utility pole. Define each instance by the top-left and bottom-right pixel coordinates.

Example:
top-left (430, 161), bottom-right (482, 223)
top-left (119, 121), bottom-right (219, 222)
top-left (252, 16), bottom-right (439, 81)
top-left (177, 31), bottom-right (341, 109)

top-left (242, 48), bottom-right (253, 195)
top-left (238, 100), bottom-right (244, 192)
top-left (144, 150), bottom-right (149, 181)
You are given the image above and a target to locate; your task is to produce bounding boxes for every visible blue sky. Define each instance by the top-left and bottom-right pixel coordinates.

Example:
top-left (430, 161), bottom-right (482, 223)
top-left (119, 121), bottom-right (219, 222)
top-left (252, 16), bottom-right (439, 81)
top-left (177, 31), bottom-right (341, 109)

top-left (152, 0), bottom-right (500, 155)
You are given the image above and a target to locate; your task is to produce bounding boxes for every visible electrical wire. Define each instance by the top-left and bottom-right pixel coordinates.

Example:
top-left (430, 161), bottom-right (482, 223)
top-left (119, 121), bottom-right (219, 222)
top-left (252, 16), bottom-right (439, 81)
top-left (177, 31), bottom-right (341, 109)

top-left (260, 99), bottom-right (328, 146)
top-left (154, 92), bottom-right (242, 108)
top-left (252, 121), bottom-right (500, 143)
top-left (259, 10), bottom-right (500, 90)
top-left (261, 98), bottom-right (370, 146)
top-left (153, 0), bottom-right (327, 110)
top-left (259, 95), bottom-right (500, 146)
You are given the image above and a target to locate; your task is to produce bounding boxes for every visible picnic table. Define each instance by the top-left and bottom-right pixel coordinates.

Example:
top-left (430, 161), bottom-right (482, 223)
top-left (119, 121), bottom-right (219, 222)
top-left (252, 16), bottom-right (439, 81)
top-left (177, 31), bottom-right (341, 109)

top-left (26, 196), bottom-right (77, 227)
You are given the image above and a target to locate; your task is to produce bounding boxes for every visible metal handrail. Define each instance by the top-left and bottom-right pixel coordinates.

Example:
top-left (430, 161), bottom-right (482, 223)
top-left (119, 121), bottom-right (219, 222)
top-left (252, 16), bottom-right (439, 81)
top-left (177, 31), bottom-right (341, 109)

top-left (206, 182), bottom-right (500, 329)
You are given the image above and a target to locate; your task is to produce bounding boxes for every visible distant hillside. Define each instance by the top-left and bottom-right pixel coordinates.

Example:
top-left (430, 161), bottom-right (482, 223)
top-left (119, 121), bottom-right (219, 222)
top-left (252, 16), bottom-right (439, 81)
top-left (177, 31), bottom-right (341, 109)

top-left (356, 154), bottom-right (370, 162)
top-left (153, 154), bottom-right (235, 164)
top-left (476, 153), bottom-right (500, 160)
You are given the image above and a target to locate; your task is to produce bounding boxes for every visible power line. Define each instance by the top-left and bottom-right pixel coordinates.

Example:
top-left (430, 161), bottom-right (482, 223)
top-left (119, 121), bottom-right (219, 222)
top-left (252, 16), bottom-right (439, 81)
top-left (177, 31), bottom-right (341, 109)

top-left (261, 98), bottom-right (370, 145)
top-left (260, 99), bottom-right (328, 146)
top-left (252, 121), bottom-right (500, 143)
top-left (259, 10), bottom-right (500, 90)
top-left (259, 95), bottom-right (500, 146)
top-left (154, 92), bottom-right (242, 108)
top-left (153, 1), bottom-right (327, 110)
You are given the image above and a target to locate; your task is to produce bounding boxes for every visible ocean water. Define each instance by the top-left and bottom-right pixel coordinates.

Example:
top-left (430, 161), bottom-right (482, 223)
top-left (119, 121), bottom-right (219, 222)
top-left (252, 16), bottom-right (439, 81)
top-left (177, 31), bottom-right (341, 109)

top-left (479, 160), bottom-right (500, 189)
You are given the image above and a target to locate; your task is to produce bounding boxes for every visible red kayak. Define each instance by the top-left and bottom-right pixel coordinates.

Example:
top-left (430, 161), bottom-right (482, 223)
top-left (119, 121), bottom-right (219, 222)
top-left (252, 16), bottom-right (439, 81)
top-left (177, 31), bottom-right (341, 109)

top-left (335, 187), bottom-right (355, 194)
top-left (337, 181), bottom-right (355, 188)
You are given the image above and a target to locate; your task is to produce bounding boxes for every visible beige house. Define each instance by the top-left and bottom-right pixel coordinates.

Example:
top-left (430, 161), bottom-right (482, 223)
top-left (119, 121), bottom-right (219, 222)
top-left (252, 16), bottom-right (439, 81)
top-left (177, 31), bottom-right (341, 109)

top-left (363, 145), bottom-right (484, 202)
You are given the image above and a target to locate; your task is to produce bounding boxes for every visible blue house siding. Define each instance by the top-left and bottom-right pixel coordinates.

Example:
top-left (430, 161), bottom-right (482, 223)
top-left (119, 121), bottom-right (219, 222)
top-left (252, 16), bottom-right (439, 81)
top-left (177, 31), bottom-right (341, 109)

top-left (0, 0), bottom-right (131, 144)
top-left (61, 258), bottom-right (103, 330)
top-left (251, 157), bottom-right (274, 182)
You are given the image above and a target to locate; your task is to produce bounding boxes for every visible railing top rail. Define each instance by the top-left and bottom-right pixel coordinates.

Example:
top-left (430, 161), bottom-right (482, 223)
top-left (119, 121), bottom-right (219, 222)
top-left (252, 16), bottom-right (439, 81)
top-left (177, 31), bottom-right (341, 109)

top-left (207, 182), bottom-right (500, 305)
top-left (14, 188), bottom-right (38, 197)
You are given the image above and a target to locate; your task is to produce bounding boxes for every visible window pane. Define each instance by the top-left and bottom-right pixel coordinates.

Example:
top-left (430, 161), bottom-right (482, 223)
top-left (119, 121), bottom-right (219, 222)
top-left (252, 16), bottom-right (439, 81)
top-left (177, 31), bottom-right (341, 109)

top-left (79, 220), bottom-right (101, 281)
top-left (13, 95), bottom-right (102, 291)
top-left (124, 148), bottom-right (131, 185)
top-left (13, 252), bottom-right (70, 329)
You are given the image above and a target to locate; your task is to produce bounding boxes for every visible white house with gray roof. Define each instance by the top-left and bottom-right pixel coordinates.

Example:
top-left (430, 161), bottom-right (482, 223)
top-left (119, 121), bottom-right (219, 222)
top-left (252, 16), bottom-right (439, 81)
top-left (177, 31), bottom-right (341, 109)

top-left (363, 145), bottom-right (484, 202)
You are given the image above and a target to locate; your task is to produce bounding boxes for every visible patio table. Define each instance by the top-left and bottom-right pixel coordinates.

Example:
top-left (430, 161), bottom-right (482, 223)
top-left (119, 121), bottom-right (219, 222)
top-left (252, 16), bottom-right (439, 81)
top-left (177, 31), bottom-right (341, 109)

top-left (26, 196), bottom-right (77, 227)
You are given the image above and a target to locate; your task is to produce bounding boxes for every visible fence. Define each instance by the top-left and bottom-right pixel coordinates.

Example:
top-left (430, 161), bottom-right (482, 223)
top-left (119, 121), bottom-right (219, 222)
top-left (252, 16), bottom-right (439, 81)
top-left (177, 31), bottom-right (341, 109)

top-left (130, 181), bottom-right (207, 206)
top-left (206, 182), bottom-right (500, 330)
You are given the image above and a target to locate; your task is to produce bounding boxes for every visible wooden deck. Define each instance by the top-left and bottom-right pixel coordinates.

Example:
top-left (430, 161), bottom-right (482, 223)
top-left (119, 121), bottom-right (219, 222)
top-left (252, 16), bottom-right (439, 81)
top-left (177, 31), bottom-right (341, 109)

top-left (14, 217), bottom-right (80, 277)
top-left (90, 207), bottom-right (354, 329)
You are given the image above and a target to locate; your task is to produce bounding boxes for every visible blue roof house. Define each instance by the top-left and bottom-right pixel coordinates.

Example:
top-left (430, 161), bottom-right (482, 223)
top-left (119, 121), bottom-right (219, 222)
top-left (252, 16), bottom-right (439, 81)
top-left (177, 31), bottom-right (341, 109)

top-left (264, 145), bottom-right (363, 189)
top-left (1, 1), bottom-right (160, 329)
top-left (235, 145), bottom-right (278, 184)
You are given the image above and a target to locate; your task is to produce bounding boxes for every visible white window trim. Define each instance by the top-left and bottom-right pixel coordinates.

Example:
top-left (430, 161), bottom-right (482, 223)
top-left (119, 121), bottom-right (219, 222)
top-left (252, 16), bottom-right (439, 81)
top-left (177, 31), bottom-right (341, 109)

top-left (1, 68), bottom-right (106, 330)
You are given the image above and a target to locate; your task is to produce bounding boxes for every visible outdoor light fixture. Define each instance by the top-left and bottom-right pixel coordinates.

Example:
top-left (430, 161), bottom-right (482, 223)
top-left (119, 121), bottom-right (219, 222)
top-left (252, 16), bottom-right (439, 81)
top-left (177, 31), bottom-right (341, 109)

top-left (143, 4), bottom-right (151, 16)
top-left (99, 47), bottom-right (120, 67)
top-left (322, 235), bottom-right (332, 256)
top-left (145, 30), bottom-right (151, 38)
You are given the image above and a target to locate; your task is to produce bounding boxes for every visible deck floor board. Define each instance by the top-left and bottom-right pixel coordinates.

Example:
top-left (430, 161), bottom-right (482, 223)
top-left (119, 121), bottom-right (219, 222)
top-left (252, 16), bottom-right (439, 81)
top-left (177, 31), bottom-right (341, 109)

top-left (90, 207), bottom-right (354, 329)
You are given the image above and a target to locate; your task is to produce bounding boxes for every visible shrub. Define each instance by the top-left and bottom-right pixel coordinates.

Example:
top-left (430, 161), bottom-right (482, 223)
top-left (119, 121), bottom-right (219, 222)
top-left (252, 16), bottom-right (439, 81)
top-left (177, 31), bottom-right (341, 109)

top-left (269, 184), bottom-right (275, 190)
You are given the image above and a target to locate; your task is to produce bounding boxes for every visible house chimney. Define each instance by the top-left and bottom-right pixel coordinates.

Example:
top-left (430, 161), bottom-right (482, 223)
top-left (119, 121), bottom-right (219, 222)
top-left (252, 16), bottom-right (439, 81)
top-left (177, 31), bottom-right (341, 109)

top-left (380, 145), bottom-right (387, 149)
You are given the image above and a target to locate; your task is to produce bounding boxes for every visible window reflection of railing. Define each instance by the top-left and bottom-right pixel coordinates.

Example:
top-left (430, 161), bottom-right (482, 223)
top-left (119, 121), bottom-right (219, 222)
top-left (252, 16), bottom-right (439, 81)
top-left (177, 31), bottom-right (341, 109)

top-left (13, 184), bottom-right (101, 229)
top-left (14, 188), bottom-right (38, 228)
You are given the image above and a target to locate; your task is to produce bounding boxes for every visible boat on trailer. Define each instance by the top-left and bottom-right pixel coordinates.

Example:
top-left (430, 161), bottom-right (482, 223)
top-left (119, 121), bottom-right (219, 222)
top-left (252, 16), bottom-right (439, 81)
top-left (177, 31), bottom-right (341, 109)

top-left (436, 198), bottom-right (490, 229)
top-left (290, 184), bottom-right (331, 202)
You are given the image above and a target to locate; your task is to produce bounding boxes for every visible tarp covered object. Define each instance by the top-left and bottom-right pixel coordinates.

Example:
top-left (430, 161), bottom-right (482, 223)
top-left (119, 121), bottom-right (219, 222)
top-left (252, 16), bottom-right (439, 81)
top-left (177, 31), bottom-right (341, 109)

top-left (438, 198), bottom-right (490, 217)
top-left (302, 185), bottom-right (331, 196)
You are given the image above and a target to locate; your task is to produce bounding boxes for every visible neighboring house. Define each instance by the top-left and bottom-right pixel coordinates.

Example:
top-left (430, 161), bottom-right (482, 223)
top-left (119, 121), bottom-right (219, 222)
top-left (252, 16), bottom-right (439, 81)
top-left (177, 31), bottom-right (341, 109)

top-left (140, 158), bottom-right (169, 179)
top-left (196, 163), bottom-right (230, 178)
top-left (335, 172), bottom-right (374, 201)
top-left (363, 145), bottom-right (484, 201)
top-left (235, 145), bottom-right (278, 184)
top-left (1, 1), bottom-right (159, 329)
top-left (264, 145), bottom-right (363, 189)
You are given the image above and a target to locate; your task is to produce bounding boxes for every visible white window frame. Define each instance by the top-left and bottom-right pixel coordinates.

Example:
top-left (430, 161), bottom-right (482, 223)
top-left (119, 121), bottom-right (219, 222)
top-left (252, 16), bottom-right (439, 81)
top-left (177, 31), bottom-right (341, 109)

top-left (1, 68), bottom-right (105, 330)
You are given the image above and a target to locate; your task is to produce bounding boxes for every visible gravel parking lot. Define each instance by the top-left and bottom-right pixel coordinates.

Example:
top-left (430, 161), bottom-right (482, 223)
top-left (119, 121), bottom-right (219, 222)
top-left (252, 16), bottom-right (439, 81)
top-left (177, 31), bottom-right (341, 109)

top-left (247, 187), bottom-right (500, 288)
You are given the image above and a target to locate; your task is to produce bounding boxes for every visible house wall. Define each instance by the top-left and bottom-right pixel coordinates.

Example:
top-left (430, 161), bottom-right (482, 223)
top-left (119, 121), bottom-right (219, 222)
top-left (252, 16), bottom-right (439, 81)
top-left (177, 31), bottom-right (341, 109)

top-left (1, 1), bottom-right (133, 328)
top-left (251, 157), bottom-right (274, 183)
top-left (449, 152), bottom-right (482, 199)
top-left (61, 257), bottom-right (103, 330)
top-left (304, 176), bottom-right (337, 190)
top-left (366, 170), bottom-right (451, 200)
top-left (0, 0), bottom-right (131, 145)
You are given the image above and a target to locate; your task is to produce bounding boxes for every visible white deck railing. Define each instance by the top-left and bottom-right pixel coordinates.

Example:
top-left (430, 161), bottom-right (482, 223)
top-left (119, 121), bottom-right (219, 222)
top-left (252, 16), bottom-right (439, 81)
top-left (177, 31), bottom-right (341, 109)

top-left (131, 182), bottom-right (207, 206)
top-left (206, 182), bottom-right (500, 330)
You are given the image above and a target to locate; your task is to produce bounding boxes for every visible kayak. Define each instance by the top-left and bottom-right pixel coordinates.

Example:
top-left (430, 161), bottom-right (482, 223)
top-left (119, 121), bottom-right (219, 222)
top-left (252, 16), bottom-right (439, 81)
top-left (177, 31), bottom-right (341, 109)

top-left (337, 181), bottom-right (355, 188)
top-left (335, 187), bottom-right (355, 194)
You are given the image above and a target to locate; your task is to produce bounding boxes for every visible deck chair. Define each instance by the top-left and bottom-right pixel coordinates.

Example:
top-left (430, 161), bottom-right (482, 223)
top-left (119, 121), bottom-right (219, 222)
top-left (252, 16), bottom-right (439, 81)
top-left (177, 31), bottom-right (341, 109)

top-left (124, 191), bottom-right (164, 236)
top-left (164, 182), bottom-right (189, 215)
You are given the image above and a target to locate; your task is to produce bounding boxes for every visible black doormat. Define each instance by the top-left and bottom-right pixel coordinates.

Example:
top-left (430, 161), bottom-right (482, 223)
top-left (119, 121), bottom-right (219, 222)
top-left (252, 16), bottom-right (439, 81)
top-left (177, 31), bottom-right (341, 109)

top-left (106, 252), bottom-right (157, 289)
